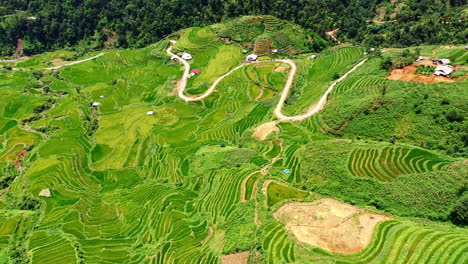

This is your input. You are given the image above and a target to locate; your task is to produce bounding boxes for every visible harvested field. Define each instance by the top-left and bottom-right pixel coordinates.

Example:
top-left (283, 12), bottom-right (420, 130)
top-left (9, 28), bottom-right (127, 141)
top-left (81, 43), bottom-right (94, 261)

top-left (252, 121), bottom-right (279, 141)
top-left (221, 251), bottom-right (249, 264)
top-left (274, 198), bottom-right (393, 254)
top-left (387, 64), bottom-right (459, 83)
top-left (274, 66), bottom-right (288, 73)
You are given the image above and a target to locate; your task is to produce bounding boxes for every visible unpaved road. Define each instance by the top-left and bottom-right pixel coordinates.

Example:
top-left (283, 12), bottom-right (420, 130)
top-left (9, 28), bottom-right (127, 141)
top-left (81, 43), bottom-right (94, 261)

top-left (46, 53), bottom-right (106, 70)
top-left (167, 41), bottom-right (366, 121)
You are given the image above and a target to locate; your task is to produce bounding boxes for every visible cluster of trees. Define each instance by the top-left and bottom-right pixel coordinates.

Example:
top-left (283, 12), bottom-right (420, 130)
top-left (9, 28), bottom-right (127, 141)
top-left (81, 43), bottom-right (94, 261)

top-left (381, 48), bottom-right (420, 70)
top-left (0, 0), bottom-right (466, 56)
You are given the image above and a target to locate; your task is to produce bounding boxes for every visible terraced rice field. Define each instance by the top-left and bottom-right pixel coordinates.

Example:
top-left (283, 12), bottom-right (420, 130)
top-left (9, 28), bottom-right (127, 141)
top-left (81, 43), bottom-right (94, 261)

top-left (282, 46), bottom-right (365, 116)
top-left (0, 18), bottom-right (466, 264)
top-left (348, 146), bottom-right (453, 180)
top-left (333, 220), bottom-right (468, 264)
top-left (261, 222), bottom-right (297, 263)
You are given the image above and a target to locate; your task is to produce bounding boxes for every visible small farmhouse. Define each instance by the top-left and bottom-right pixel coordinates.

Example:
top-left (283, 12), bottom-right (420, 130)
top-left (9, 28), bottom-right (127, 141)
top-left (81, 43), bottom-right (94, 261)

top-left (170, 56), bottom-right (179, 62)
top-left (309, 55), bottom-right (317, 59)
top-left (181, 52), bottom-right (192, 60)
top-left (432, 59), bottom-right (451, 65)
top-left (415, 56), bottom-right (425, 62)
top-left (187, 68), bottom-right (201, 78)
top-left (147, 111), bottom-right (154, 115)
top-left (246, 54), bottom-right (258, 61)
top-left (434, 65), bottom-right (453, 77)
top-left (92, 102), bottom-right (101, 107)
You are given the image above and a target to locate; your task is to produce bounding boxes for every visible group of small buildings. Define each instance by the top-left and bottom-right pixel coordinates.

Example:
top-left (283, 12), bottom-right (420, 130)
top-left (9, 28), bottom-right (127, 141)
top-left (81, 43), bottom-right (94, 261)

top-left (187, 68), bottom-right (200, 78)
top-left (171, 52), bottom-right (193, 62)
top-left (414, 56), bottom-right (454, 77)
top-left (169, 51), bottom-right (201, 78)
top-left (431, 58), bottom-right (453, 77)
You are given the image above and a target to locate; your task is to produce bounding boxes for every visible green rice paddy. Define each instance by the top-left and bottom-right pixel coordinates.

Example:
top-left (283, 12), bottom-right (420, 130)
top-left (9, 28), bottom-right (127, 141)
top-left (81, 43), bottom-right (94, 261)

top-left (0, 16), bottom-right (466, 264)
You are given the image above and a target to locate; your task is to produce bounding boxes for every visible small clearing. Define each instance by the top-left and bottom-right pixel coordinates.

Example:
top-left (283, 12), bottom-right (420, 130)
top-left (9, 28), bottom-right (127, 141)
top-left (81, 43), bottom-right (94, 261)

top-left (274, 198), bottom-right (393, 254)
top-left (387, 63), bottom-right (460, 84)
top-left (221, 251), bottom-right (249, 264)
top-left (273, 66), bottom-right (288, 73)
top-left (252, 121), bottom-right (279, 141)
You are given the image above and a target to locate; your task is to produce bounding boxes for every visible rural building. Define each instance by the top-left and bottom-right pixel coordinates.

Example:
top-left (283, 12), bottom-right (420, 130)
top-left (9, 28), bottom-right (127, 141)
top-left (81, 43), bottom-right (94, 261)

top-left (415, 56), bottom-right (425, 62)
top-left (465, 45), bottom-right (468, 50)
top-left (147, 111), bottom-right (154, 115)
top-left (187, 68), bottom-right (201, 78)
top-left (92, 102), bottom-right (101, 107)
top-left (309, 55), bottom-right (317, 59)
top-left (432, 59), bottom-right (451, 65)
top-left (246, 54), bottom-right (258, 61)
top-left (181, 52), bottom-right (192, 60)
top-left (170, 56), bottom-right (179, 62)
top-left (433, 65), bottom-right (453, 77)
top-left (369, 48), bottom-right (375, 52)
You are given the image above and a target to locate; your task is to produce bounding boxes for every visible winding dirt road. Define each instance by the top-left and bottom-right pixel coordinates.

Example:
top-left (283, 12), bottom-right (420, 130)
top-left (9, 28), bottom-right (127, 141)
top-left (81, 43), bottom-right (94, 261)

top-left (167, 41), bottom-right (366, 121)
top-left (46, 53), bottom-right (106, 70)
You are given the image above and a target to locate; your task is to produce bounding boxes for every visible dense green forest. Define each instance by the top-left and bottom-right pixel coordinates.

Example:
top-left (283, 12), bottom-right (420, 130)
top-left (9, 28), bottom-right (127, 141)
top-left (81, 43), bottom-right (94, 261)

top-left (0, 0), bottom-right (466, 56)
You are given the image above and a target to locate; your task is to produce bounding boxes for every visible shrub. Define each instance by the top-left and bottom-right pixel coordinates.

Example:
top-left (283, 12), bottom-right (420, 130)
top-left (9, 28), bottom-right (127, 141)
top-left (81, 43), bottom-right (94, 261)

top-left (450, 193), bottom-right (468, 226)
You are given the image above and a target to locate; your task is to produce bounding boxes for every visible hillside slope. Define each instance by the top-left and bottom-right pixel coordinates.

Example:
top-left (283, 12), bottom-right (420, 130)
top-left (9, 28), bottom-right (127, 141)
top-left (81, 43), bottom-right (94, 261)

top-left (0, 17), bottom-right (467, 264)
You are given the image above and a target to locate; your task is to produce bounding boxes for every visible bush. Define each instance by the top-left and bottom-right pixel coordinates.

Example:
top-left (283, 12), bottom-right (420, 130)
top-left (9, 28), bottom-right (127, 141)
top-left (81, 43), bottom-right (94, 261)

top-left (450, 193), bottom-right (468, 226)
top-left (446, 110), bottom-right (464, 122)
top-left (381, 57), bottom-right (393, 71)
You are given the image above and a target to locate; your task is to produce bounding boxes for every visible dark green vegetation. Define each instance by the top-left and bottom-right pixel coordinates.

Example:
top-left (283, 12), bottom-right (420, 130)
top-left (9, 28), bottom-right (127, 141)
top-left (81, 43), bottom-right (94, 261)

top-left (0, 16), bottom-right (467, 264)
top-left (0, 0), bottom-right (467, 56)
top-left (322, 52), bottom-right (468, 157)
top-left (415, 65), bottom-right (436, 75)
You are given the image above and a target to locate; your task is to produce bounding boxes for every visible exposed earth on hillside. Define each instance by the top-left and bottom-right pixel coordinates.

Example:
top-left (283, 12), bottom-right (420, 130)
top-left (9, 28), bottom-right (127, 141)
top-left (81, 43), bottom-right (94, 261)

top-left (387, 62), bottom-right (461, 84)
top-left (274, 198), bottom-right (393, 254)
top-left (252, 121), bottom-right (280, 141)
top-left (221, 251), bottom-right (249, 264)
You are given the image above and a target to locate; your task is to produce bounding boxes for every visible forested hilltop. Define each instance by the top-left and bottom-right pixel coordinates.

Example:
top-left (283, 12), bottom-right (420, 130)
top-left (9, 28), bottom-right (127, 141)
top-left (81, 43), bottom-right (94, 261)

top-left (0, 0), bottom-right (467, 56)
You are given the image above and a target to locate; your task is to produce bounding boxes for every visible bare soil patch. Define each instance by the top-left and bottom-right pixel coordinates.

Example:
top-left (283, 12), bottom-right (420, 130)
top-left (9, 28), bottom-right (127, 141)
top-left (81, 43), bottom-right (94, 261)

top-left (274, 66), bottom-right (287, 73)
top-left (274, 198), bottom-right (393, 254)
top-left (104, 29), bottom-right (117, 47)
top-left (387, 63), bottom-right (460, 84)
top-left (14, 38), bottom-right (24, 58)
top-left (15, 149), bottom-right (28, 170)
top-left (252, 121), bottom-right (279, 141)
top-left (221, 251), bottom-right (249, 264)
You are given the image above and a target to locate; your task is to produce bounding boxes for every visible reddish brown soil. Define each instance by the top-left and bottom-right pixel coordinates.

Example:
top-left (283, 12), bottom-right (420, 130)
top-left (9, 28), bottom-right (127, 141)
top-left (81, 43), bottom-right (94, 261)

top-left (15, 149), bottom-right (28, 169)
top-left (387, 63), bottom-right (460, 84)
top-left (104, 29), bottom-right (117, 47)
top-left (14, 38), bottom-right (24, 58)
top-left (221, 251), bottom-right (249, 264)
top-left (275, 198), bottom-right (393, 254)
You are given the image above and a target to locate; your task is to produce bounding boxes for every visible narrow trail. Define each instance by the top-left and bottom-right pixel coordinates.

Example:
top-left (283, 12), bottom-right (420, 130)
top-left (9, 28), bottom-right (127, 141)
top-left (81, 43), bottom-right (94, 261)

top-left (167, 40), bottom-right (366, 122)
top-left (45, 53), bottom-right (106, 70)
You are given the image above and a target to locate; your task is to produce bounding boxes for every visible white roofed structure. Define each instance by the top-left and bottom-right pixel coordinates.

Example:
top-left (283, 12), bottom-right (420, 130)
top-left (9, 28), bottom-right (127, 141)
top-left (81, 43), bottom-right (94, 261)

top-left (181, 52), bottom-right (192, 60)
top-left (246, 54), bottom-right (258, 61)
top-left (433, 59), bottom-right (451, 65)
top-left (434, 65), bottom-right (453, 77)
